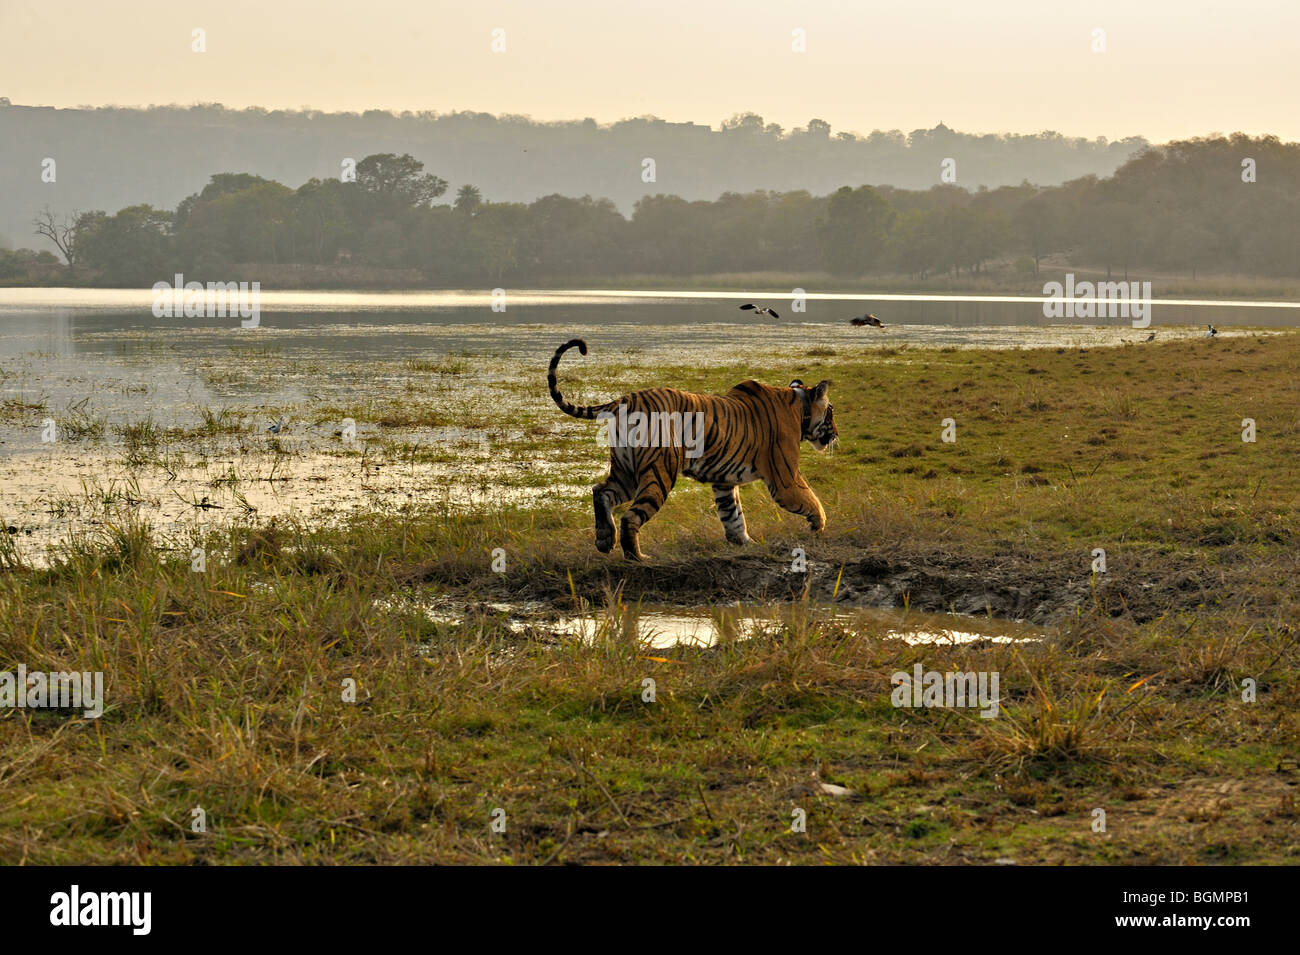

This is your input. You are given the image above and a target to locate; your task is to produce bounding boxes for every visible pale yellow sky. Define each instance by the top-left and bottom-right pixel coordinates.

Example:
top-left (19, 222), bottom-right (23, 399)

top-left (1, 0), bottom-right (1295, 141)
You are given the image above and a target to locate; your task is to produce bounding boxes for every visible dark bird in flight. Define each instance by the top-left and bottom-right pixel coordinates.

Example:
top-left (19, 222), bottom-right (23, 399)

top-left (739, 303), bottom-right (780, 319)
top-left (850, 314), bottom-right (884, 328)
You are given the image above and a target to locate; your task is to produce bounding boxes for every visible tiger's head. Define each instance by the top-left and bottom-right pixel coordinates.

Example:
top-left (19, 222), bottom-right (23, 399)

top-left (790, 379), bottom-right (838, 451)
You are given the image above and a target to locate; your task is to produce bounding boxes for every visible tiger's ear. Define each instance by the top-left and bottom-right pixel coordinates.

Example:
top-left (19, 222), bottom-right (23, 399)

top-left (789, 379), bottom-right (805, 389)
top-left (811, 380), bottom-right (831, 400)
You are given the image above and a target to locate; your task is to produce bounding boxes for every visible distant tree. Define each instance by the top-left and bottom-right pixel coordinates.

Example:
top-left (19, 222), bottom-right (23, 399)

top-left (0, 249), bottom-right (21, 280)
top-left (360, 220), bottom-right (406, 266)
top-left (75, 205), bottom-right (173, 284)
top-left (200, 172), bottom-right (274, 199)
top-left (413, 206), bottom-right (468, 282)
top-left (173, 181), bottom-right (292, 268)
top-left (1079, 200), bottom-right (1144, 280)
top-left (1165, 219), bottom-right (1218, 279)
top-left (1238, 198), bottom-right (1300, 276)
top-left (465, 203), bottom-right (531, 281)
top-left (960, 206), bottom-right (1010, 274)
top-left (1014, 194), bottom-right (1058, 275)
top-left (0, 247), bottom-right (59, 282)
top-left (721, 112), bottom-right (766, 134)
top-left (292, 178), bottom-right (352, 264)
top-left (175, 173), bottom-right (275, 230)
top-left (528, 194), bottom-right (626, 275)
top-left (888, 208), bottom-right (941, 277)
top-left (816, 185), bottom-right (895, 274)
top-left (629, 194), bottom-right (709, 274)
top-left (455, 184), bottom-right (483, 215)
top-left (33, 207), bottom-right (80, 270)
top-left (354, 153), bottom-right (447, 208)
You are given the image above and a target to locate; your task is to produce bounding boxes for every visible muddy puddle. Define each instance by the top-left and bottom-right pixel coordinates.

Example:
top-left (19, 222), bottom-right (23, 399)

top-left (402, 599), bottom-right (1042, 649)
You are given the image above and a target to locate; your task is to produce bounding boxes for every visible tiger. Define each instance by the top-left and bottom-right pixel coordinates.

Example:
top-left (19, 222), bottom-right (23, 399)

top-left (547, 338), bottom-right (838, 560)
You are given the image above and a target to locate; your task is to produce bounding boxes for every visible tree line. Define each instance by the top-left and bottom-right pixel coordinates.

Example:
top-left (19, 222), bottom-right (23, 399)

top-left (4, 133), bottom-right (1299, 286)
top-left (0, 102), bottom-right (1147, 248)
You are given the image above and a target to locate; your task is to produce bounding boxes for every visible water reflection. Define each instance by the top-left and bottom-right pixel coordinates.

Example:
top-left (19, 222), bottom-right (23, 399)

top-left (411, 599), bottom-right (1043, 649)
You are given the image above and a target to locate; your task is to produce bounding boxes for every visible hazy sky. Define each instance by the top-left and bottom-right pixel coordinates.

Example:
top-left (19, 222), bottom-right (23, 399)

top-left (2, 0), bottom-right (1296, 142)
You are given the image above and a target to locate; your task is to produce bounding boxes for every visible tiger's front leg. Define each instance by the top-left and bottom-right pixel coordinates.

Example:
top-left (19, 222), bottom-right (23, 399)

top-left (765, 474), bottom-right (827, 533)
top-left (712, 483), bottom-right (752, 545)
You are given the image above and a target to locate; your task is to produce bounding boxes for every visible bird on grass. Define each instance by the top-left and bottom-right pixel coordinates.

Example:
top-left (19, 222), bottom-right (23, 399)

top-left (739, 303), bottom-right (780, 319)
top-left (267, 416), bottom-right (287, 435)
top-left (1205, 324), bottom-right (1218, 338)
top-left (850, 314), bottom-right (885, 328)
top-left (1144, 332), bottom-right (1156, 342)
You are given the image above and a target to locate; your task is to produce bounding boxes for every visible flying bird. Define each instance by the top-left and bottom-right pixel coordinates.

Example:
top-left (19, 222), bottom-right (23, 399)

top-left (739, 303), bottom-right (780, 319)
top-left (1205, 324), bottom-right (1218, 338)
top-left (850, 314), bottom-right (884, 328)
top-left (1144, 332), bottom-right (1156, 342)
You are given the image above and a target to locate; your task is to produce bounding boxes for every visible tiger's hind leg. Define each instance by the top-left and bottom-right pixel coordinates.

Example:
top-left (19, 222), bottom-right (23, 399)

top-left (712, 483), bottom-right (751, 545)
top-left (620, 467), bottom-right (676, 562)
top-left (593, 470), bottom-right (633, 554)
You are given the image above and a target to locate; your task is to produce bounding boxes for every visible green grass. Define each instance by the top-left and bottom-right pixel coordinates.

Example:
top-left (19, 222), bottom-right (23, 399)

top-left (1, 331), bottom-right (1299, 864)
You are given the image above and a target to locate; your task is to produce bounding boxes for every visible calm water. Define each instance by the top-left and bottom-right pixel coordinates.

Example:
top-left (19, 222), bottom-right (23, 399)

top-left (1, 287), bottom-right (1297, 361)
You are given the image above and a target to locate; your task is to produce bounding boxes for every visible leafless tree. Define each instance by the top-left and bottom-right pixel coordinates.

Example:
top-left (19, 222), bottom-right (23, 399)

top-left (33, 207), bottom-right (80, 271)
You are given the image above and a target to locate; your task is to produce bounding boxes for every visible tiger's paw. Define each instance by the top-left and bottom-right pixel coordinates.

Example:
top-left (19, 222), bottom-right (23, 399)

top-left (725, 533), bottom-right (752, 546)
top-left (595, 529), bottom-right (615, 553)
top-left (621, 540), bottom-right (648, 561)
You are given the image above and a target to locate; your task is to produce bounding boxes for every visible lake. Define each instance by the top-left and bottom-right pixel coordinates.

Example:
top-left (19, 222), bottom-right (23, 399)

top-left (2, 285), bottom-right (1294, 362)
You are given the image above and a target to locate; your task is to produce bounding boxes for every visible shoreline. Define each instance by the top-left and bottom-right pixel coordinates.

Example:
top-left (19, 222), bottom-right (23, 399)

top-left (5, 270), bottom-right (1300, 304)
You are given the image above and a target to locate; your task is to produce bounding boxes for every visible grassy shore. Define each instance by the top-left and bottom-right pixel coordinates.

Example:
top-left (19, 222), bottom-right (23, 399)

top-left (2, 330), bottom-right (1299, 864)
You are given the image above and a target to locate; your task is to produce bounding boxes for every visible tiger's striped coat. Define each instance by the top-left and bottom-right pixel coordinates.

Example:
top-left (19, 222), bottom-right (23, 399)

top-left (547, 338), bottom-right (837, 560)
